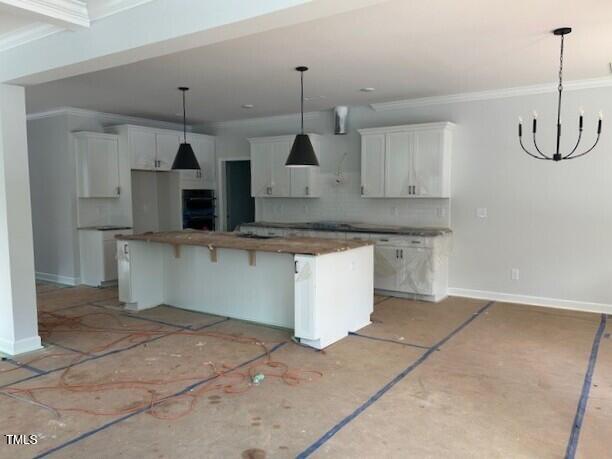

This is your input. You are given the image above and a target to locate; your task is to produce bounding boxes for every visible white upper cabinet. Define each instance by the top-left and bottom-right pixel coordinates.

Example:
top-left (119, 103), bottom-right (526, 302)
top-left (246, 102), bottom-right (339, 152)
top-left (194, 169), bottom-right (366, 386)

top-left (385, 131), bottom-right (414, 197)
top-left (248, 134), bottom-right (321, 198)
top-left (107, 125), bottom-right (216, 189)
top-left (358, 122), bottom-right (454, 198)
top-left (74, 132), bottom-right (121, 198)
top-left (181, 134), bottom-right (216, 189)
top-left (360, 134), bottom-right (385, 197)
top-left (155, 132), bottom-right (181, 171)
top-left (128, 128), bottom-right (156, 170)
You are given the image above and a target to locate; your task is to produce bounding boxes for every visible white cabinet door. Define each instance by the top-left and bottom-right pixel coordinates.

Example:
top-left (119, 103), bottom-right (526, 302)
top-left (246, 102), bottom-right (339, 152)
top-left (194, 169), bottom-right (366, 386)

top-left (397, 247), bottom-right (434, 295)
top-left (103, 239), bottom-right (118, 281)
top-left (250, 142), bottom-right (272, 197)
top-left (155, 132), bottom-right (181, 171)
top-left (181, 135), bottom-right (215, 189)
top-left (291, 167), bottom-right (320, 197)
top-left (290, 136), bottom-right (320, 197)
top-left (413, 129), bottom-right (444, 197)
top-left (270, 141), bottom-right (292, 197)
top-left (129, 128), bottom-right (157, 170)
top-left (193, 136), bottom-right (215, 187)
top-left (385, 131), bottom-right (414, 197)
top-left (76, 135), bottom-right (120, 198)
top-left (361, 134), bottom-right (385, 197)
top-left (374, 245), bottom-right (401, 291)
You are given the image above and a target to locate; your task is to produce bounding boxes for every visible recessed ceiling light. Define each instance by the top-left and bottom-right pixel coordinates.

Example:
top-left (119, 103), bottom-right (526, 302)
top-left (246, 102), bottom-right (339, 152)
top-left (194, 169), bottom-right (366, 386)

top-left (242, 104), bottom-right (254, 109)
top-left (360, 87), bottom-right (376, 92)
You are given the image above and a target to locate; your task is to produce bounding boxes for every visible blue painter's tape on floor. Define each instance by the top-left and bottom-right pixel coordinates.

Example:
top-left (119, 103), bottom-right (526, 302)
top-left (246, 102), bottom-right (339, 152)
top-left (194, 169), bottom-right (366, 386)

top-left (192, 317), bottom-right (231, 330)
top-left (2, 358), bottom-right (45, 375)
top-left (296, 301), bottom-right (494, 458)
top-left (564, 313), bottom-right (607, 459)
top-left (33, 341), bottom-right (287, 458)
top-left (348, 332), bottom-right (431, 350)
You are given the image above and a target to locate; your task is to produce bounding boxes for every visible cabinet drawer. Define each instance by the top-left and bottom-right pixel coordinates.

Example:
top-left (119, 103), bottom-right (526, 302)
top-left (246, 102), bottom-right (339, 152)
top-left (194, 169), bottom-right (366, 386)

top-left (370, 234), bottom-right (432, 248)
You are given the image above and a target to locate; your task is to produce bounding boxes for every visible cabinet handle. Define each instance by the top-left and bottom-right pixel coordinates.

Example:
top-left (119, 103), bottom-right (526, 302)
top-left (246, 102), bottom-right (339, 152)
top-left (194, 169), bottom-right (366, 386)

top-left (400, 249), bottom-right (403, 259)
top-left (294, 261), bottom-right (298, 274)
top-left (305, 186), bottom-right (309, 196)
top-left (395, 249), bottom-right (399, 259)
top-left (361, 185), bottom-right (364, 195)
top-left (116, 186), bottom-right (121, 195)
top-left (123, 244), bottom-right (128, 254)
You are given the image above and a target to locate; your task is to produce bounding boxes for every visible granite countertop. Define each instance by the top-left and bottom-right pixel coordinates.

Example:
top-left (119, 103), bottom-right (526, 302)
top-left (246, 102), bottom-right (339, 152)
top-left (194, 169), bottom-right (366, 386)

top-left (117, 230), bottom-right (373, 256)
top-left (240, 221), bottom-right (451, 237)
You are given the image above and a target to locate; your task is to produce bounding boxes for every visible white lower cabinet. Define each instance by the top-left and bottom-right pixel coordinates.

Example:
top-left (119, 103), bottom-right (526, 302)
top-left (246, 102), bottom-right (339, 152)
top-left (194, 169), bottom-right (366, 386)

top-left (80, 228), bottom-right (133, 287)
top-left (239, 224), bottom-right (449, 301)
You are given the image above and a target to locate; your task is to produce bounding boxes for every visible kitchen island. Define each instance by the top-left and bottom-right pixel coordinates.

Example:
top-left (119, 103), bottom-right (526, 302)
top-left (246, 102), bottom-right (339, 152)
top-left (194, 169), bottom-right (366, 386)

top-left (116, 231), bottom-right (374, 349)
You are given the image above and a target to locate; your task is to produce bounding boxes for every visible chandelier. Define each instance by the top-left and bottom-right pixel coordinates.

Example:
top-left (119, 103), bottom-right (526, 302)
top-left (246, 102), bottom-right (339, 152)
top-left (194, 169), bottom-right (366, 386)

top-left (518, 27), bottom-right (602, 161)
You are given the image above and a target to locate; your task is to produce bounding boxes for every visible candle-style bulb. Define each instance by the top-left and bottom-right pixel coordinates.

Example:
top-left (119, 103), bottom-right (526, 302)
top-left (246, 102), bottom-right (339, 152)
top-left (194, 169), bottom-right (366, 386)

top-left (532, 110), bottom-right (538, 119)
top-left (518, 116), bottom-right (523, 124)
top-left (579, 107), bottom-right (585, 116)
top-left (599, 111), bottom-right (604, 120)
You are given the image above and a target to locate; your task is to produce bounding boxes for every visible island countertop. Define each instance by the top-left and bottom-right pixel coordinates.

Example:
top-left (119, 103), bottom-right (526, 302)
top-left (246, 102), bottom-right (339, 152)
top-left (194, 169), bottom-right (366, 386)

top-left (240, 221), bottom-right (451, 237)
top-left (116, 230), bottom-right (373, 256)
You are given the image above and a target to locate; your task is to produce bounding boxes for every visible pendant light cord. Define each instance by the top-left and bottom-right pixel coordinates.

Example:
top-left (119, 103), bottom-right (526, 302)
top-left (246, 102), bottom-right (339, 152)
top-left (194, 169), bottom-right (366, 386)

top-left (555, 34), bottom-right (564, 155)
top-left (300, 70), bottom-right (304, 134)
top-left (182, 89), bottom-right (187, 143)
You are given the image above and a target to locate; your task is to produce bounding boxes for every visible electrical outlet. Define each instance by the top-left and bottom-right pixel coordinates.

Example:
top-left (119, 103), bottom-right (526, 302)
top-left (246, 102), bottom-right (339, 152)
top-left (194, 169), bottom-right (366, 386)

top-left (477, 208), bottom-right (488, 218)
top-left (511, 268), bottom-right (520, 281)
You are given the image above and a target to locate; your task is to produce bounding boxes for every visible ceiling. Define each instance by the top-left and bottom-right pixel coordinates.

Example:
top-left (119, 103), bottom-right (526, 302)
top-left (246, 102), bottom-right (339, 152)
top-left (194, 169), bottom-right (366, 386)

top-left (24, 0), bottom-right (612, 123)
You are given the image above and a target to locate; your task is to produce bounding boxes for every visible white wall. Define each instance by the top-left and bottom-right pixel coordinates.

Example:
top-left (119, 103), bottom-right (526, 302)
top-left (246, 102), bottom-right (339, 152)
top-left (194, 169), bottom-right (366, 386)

top-left (203, 86), bottom-right (612, 310)
top-left (27, 109), bottom-right (187, 284)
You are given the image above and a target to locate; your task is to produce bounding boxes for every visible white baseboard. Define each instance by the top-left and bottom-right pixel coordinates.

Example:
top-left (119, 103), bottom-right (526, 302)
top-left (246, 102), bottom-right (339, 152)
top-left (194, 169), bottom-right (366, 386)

top-left (448, 288), bottom-right (612, 315)
top-left (0, 335), bottom-right (42, 356)
top-left (36, 271), bottom-right (80, 286)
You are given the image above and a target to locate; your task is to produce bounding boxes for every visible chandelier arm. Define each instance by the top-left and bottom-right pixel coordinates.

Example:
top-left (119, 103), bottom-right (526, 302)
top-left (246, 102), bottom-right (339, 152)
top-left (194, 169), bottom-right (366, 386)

top-left (564, 134), bottom-right (601, 160)
top-left (562, 130), bottom-right (583, 159)
top-left (532, 132), bottom-right (552, 159)
top-left (520, 137), bottom-right (549, 160)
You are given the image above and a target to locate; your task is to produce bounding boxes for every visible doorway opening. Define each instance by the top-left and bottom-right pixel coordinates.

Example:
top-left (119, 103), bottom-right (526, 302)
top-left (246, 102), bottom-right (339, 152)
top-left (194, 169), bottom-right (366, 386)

top-left (223, 160), bottom-right (255, 231)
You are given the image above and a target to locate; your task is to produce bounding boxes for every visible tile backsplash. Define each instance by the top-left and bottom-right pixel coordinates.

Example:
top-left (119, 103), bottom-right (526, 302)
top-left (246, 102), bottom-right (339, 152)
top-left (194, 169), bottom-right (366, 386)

top-left (256, 172), bottom-right (450, 227)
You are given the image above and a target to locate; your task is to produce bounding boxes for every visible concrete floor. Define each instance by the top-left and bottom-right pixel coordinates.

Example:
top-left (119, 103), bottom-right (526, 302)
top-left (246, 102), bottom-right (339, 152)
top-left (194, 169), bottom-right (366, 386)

top-left (0, 283), bottom-right (609, 458)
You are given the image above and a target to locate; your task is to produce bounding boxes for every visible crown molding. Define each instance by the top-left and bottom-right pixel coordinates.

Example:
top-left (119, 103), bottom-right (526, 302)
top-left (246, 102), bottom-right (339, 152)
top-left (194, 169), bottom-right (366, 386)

top-left (210, 111), bottom-right (322, 130)
top-left (0, 0), bottom-right (90, 29)
top-left (0, 0), bottom-right (156, 52)
top-left (87, 0), bottom-right (156, 22)
top-left (370, 77), bottom-right (612, 112)
top-left (26, 106), bottom-right (190, 131)
top-left (0, 23), bottom-right (60, 52)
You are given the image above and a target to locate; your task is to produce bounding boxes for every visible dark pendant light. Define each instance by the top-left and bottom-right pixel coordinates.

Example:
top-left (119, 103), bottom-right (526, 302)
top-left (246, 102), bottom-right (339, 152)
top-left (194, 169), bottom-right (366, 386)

top-left (518, 27), bottom-right (602, 161)
top-left (172, 87), bottom-right (200, 170)
top-left (286, 66), bottom-right (320, 167)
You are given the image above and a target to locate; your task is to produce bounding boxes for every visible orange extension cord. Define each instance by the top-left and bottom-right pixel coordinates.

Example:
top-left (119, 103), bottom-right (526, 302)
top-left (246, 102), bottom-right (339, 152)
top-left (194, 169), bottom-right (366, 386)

top-left (0, 309), bottom-right (322, 420)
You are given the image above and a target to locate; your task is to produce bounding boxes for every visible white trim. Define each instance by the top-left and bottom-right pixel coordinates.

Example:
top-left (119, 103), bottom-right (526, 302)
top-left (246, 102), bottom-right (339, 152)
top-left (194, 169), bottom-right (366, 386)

top-left (0, 0), bottom-right (156, 52)
top-left (0, 23), bottom-right (61, 52)
top-left (0, 0), bottom-right (90, 29)
top-left (370, 77), bottom-right (612, 112)
top-left (211, 111), bottom-right (321, 130)
top-left (27, 106), bottom-right (189, 131)
top-left (357, 121), bottom-right (455, 135)
top-left (0, 335), bottom-right (42, 356)
top-left (448, 287), bottom-right (612, 316)
top-left (217, 156), bottom-right (251, 232)
top-left (247, 133), bottom-right (321, 144)
top-left (36, 271), bottom-right (81, 286)
top-left (87, 0), bottom-right (155, 22)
